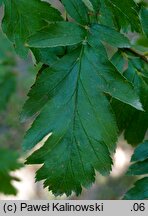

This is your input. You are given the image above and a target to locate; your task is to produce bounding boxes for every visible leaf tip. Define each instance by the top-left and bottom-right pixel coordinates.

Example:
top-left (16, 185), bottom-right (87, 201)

top-left (132, 100), bottom-right (144, 111)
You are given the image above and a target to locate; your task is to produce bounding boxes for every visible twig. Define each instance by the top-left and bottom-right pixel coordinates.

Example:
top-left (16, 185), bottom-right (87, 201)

top-left (123, 48), bottom-right (148, 63)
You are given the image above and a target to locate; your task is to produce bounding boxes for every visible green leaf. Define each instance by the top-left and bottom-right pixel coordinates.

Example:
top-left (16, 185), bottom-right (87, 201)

top-left (122, 58), bottom-right (148, 144)
top-left (22, 45), bottom-right (142, 122)
top-left (0, 69), bottom-right (16, 111)
top-left (90, 24), bottom-right (130, 48)
top-left (23, 46), bottom-right (117, 196)
top-left (140, 7), bottom-right (148, 37)
top-left (0, 0), bottom-right (3, 6)
top-left (0, 30), bottom-right (16, 111)
top-left (0, 0), bottom-right (147, 198)
top-left (100, 0), bottom-right (142, 32)
top-left (2, 0), bottom-right (63, 57)
top-left (124, 140), bottom-right (148, 200)
top-left (0, 29), bottom-right (15, 63)
top-left (111, 50), bottom-right (126, 72)
top-left (111, 52), bottom-right (148, 145)
top-left (61, 0), bottom-right (89, 25)
top-left (27, 23), bottom-right (131, 50)
top-left (98, 0), bottom-right (115, 29)
top-left (81, 0), bottom-right (94, 12)
top-left (131, 141), bottom-right (148, 162)
top-left (89, 0), bottom-right (100, 12)
top-left (31, 47), bottom-right (65, 65)
top-left (136, 36), bottom-right (148, 49)
top-left (27, 22), bottom-right (86, 48)
top-left (127, 159), bottom-right (148, 175)
top-left (0, 148), bottom-right (22, 195)
top-left (123, 177), bottom-right (148, 200)
top-left (21, 39), bottom-right (142, 195)
top-left (126, 140), bottom-right (148, 176)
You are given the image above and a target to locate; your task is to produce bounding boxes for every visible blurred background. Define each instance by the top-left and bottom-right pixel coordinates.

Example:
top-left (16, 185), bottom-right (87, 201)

top-left (0, 0), bottom-right (147, 200)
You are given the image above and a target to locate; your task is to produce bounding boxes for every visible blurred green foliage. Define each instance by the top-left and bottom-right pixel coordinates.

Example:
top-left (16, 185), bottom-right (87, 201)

top-left (0, 30), bottom-right (35, 195)
top-left (0, 148), bottom-right (22, 195)
top-left (0, 29), bottom-right (16, 111)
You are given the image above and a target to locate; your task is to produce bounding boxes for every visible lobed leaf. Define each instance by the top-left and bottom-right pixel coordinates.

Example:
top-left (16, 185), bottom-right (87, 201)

top-left (23, 45), bottom-right (117, 196)
top-left (22, 37), bottom-right (143, 195)
top-left (1, 0), bottom-right (146, 197)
